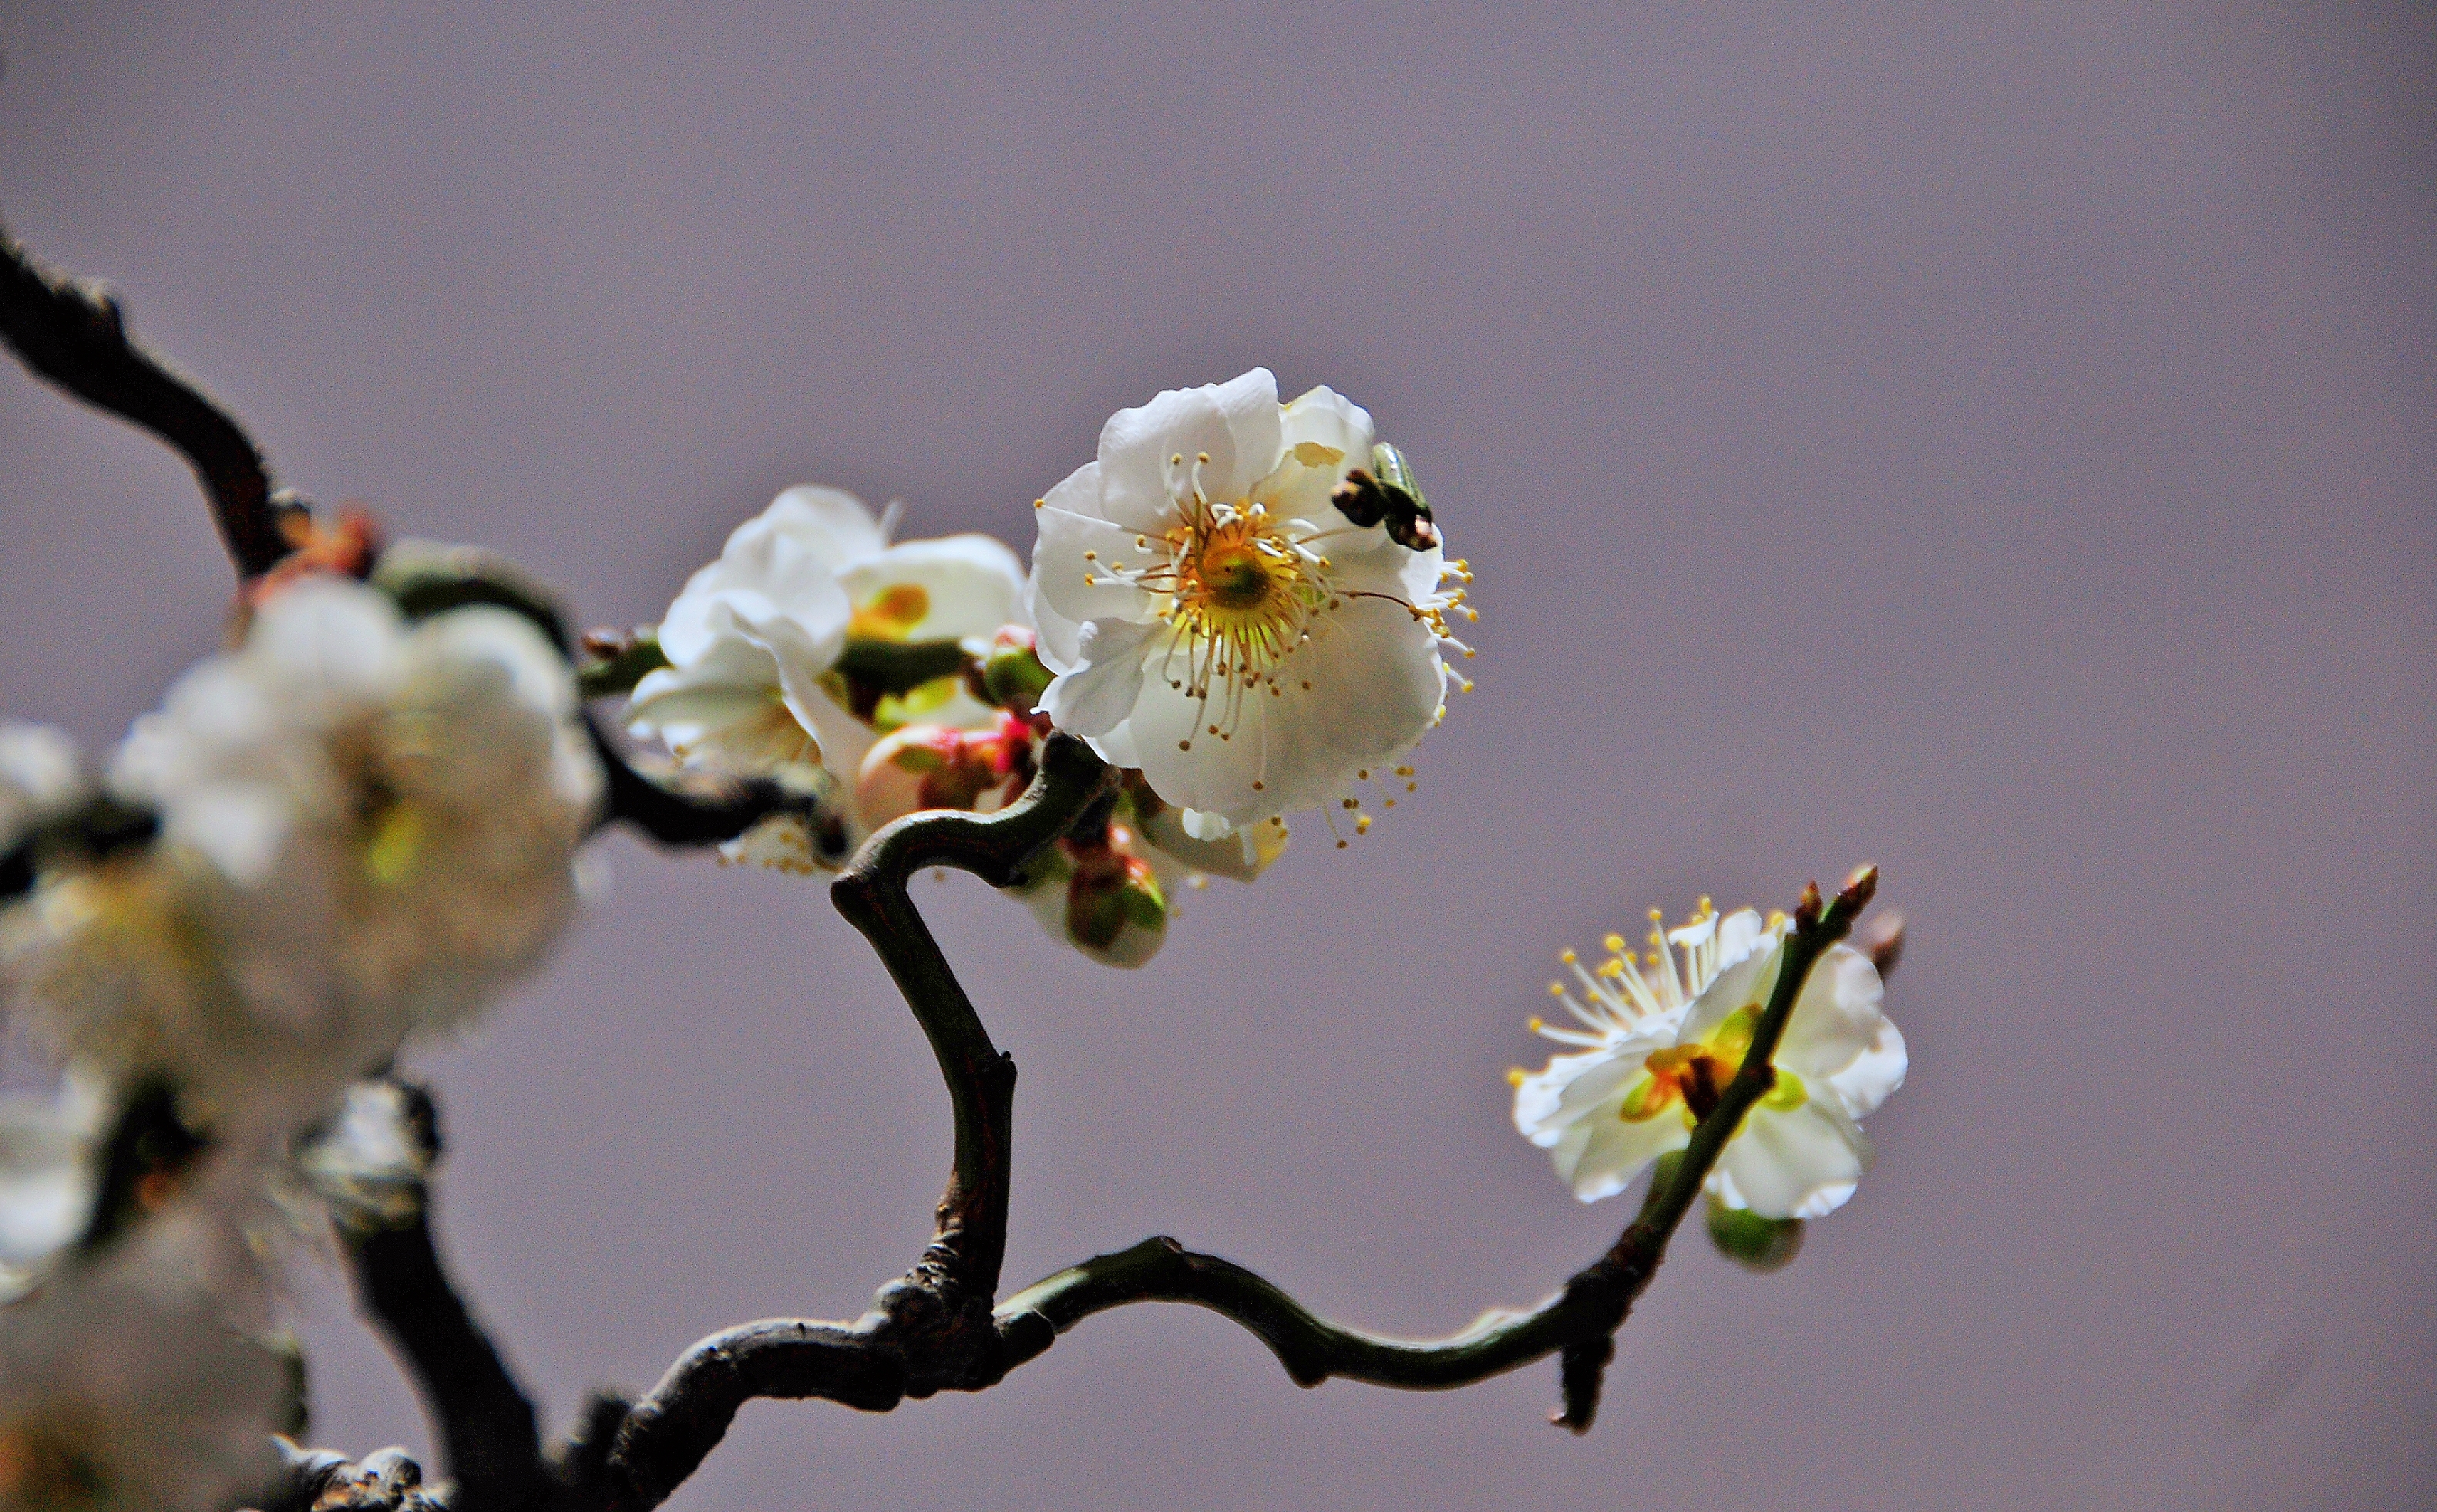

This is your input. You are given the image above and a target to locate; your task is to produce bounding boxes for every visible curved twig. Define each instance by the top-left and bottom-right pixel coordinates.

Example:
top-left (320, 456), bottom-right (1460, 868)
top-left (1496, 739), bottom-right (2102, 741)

top-left (0, 223), bottom-right (286, 578)
top-left (598, 734), bottom-right (1115, 1510)
top-left (829, 731), bottom-right (1115, 1296)
top-left (340, 1085), bottom-right (551, 1512)
top-left (993, 867), bottom-right (1881, 1431)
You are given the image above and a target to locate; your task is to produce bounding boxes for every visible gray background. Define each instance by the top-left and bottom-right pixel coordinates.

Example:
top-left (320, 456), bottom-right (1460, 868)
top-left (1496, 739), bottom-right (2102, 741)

top-left (2, 2), bottom-right (2432, 1508)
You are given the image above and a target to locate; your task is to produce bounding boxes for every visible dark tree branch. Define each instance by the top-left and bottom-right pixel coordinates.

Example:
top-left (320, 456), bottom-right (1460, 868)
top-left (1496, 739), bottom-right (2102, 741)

top-left (829, 731), bottom-right (1116, 1299)
top-left (597, 734), bottom-right (1115, 1511)
top-left (340, 1085), bottom-right (551, 1512)
top-left (0, 223), bottom-right (286, 578)
top-left (583, 712), bottom-right (845, 858)
top-left (993, 867), bottom-right (1881, 1433)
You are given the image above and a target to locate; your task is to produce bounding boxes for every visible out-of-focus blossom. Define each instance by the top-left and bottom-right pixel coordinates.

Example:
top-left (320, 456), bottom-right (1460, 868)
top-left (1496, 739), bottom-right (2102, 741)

top-left (1511, 901), bottom-right (1906, 1220)
top-left (853, 714), bottom-right (1035, 835)
top-left (0, 1076), bottom-right (106, 1300)
top-left (1027, 368), bottom-right (1472, 850)
top-left (0, 726), bottom-right (81, 854)
top-left (2, 580), bottom-right (600, 1133)
top-left (294, 1080), bottom-right (435, 1236)
top-left (0, 1176), bottom-right (286, 1512)
top-left (627, 486), bottom-right (1027, 865)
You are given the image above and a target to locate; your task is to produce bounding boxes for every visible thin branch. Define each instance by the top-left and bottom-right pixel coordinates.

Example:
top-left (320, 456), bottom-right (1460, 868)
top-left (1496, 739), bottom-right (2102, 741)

top-left (0, 222), bottom-right (286, 578)
top-left (598, 734), bottom-right (1114, 1512)
top-left (829, 731), bottom-right (1116, 1298)
top-left (340, 1084), bottom-right (551, 1512)
top-left (583, 712), bottom-right (844, 857)
top-left (993, 868), bottom-right (1881, 1432)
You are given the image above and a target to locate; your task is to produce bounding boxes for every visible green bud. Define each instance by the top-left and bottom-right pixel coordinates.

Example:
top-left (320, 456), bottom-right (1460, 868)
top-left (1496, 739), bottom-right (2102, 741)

top-left (982, 627), bottom-right (1054, 713)
top-left (1704, 1194), bottom-right (1805, 1273)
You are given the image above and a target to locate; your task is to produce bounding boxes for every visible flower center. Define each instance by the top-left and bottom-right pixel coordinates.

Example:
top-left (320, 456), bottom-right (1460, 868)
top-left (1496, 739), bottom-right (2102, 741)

top-left (849, 583), bottom-right (930, 641)
top-left (1173, 513), bottom-right (1319, 647)
top-left (1619, 1006), bottom-right (1807, 1126)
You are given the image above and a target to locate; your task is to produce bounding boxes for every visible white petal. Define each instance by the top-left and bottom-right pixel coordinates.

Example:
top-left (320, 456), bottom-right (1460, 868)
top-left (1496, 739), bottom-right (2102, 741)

top-left (1559, 1105), bottom-right (1690, 1205)
top-left (1097, 370), bottom-right (1282, 529)
top-left (659, 513), bottom-right (854, 670)
top-left (841, 535), bottom-right (1029, 642)
top-left (1709, 1099), bottom-right (1870, 1220)
top-left (247, 578), bottom-right (408, 704)
top-left (1123, 590), bottom-right (1444, 825)
top-left (0, 724), bottom-right (79, 807)
top-left (1278, 384), bottom-right (1375, 464)
top-left (1040, 619), bottom-right (1157, 738)
top-left (1778, 942), bottom-right (1907, 1120)
top-left (759, 485), bottom-right (889, 563)
top-left (1180, 807), bottom-right (1232, 842)
top-left (167, 785), bottom-right (294, 886)
top-left (1679, 924), bottom-right (1787, 1042)
top-left (1030, 501), bottom-right (1159, 648)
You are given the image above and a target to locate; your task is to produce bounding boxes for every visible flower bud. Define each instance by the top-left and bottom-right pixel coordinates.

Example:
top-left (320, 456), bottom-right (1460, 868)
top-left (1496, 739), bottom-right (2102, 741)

top-left (979, 625), bottom-right (1054, 714)
top-left (1704, 1194), bottom-right (1805, 1273)
top-left (855, 714), bottom-right (1033, 831)
top-left (1062, 828), bottom-right (1168, 968)
top-left (1007, 820), bottom-right (1170, 969)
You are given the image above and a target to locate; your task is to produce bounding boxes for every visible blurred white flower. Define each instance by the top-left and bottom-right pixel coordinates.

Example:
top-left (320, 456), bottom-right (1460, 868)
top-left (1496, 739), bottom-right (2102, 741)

top-left (0, 725), bottom-right (81, 853)
top-left (0, 1076), bottom-right (106, 1300)
top-left (1511, 902), bottom-right (1906, 1220)
top-left (3, 579), bottom-right (600, 1133)
top-left (0, 1177), bottom-right (284, 1512)
top-left (627, 486), bottom-right (1027, 865)
top-left (1027, 368), bottom-right (1471, 848)
top-left (294, 1080), bottom-right (434, 1235)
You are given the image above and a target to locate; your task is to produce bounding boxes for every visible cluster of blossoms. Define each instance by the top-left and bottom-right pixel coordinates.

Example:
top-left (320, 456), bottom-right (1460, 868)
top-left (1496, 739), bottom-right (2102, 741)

top-left (0, 566), bottom-right (603, 1510)
top-left (0, 360), bottom-right (1911, 1506)
top-left (624, 368), bottom-right (1474, 966)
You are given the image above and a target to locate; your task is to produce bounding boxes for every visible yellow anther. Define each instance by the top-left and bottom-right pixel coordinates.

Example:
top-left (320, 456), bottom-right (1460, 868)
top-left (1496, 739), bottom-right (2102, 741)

top-left (1507, 1067), bottom-right (1528, 1087)
top-left (1603, 932), bottom-right (1625, 953)
top-left (1528, 1016), bottom-right (1545, 1032)
top-left (1559, 949), bottom-right (1578, 964)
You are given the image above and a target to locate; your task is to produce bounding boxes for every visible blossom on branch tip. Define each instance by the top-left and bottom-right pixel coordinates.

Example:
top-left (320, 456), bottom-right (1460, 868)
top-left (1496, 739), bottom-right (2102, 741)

top-left (626, 486), bottom-right (1027, 864)
top-left (1511, 901), bottom-right (1905, 1220)
top-left (1026, 369), bottom-right (1473, 849)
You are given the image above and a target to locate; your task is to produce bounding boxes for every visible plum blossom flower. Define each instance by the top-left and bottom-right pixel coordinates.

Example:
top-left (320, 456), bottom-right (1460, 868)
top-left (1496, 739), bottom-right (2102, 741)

top-left (0, 1169), bottom-right (286, 1512)
top-left (1026, 370), bottom-right (1473, 849)
top-left (626, 486), bottom-right (1027, 867)
top-left (0, 1076), bottom-right (106, 1300)
top-left (2, 579), bottom-right (600, 1133)
top-left (0, 725), bottom-right (82, 853)
top-left (1511, 901), bottom-right (1905, 1220)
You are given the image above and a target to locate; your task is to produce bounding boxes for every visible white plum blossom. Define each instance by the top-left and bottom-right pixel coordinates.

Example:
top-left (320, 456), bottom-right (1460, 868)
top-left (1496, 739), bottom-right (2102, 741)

top-left (0, 1174), bottom-right (286, 1512)
top-left (1027, 369), bottom-right (1472, 848)
top-left (1512, 902), bottom-right (1906, 1220)
top-left (294, 1080), bottom-right (435, 1235)
top-left (627, 486), bottom-right (1028, 867)
top-left (0, 1076), bottom-right (106, 1301)
top-left (0, 725), bottom-right (82, 852)
top-left (2, 578), bottom-right (601, 1133)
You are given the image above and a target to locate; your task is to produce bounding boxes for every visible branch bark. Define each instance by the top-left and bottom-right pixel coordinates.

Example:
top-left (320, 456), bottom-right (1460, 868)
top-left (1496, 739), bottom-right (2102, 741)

top-left (338, 1084), bottom-right (551, 1512)
top-left (597, 734), bottom-right (1116, 1510)
top-left (0, 223), bottom-right (287, 578)
top-left (993, 866), bottom-right (1881, 1433)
